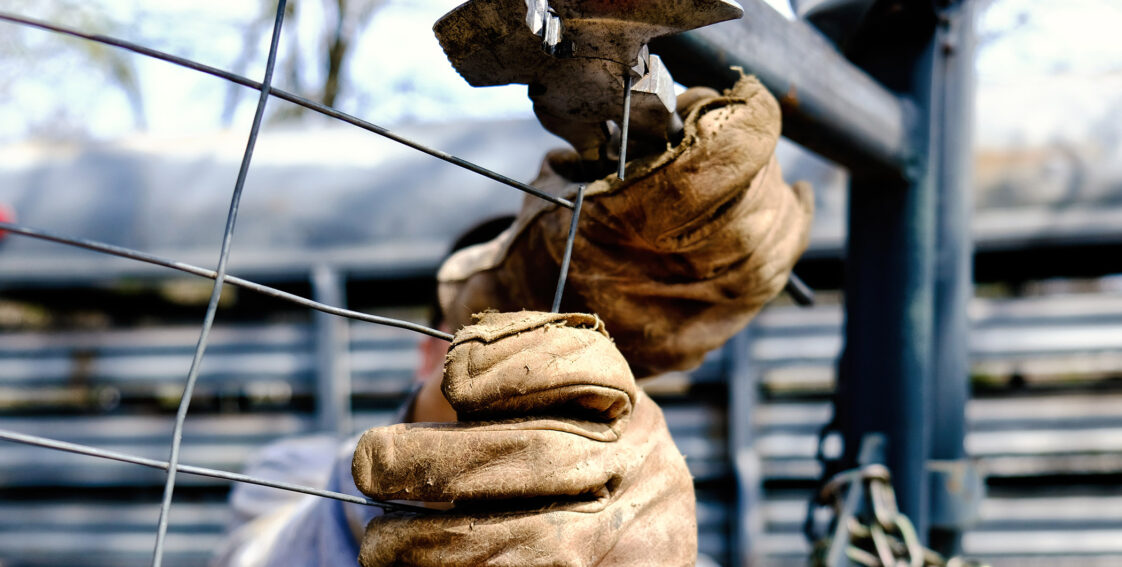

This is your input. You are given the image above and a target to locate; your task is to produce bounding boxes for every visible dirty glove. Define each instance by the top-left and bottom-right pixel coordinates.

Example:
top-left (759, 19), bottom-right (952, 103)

top-left (352, 311), bottom-right (696, 566)
top-left (438, 75), bottom-right (814, 378)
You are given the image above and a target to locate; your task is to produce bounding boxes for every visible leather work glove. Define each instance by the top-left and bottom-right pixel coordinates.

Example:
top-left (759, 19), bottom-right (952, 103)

top-left (352, 311), bottom-right (696, 566)
top-left (437, 74), bottom-right (815, 378)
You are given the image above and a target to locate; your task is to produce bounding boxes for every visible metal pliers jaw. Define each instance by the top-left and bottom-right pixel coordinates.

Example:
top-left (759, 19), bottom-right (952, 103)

top-left (435, 0), bottom-right (743, 163)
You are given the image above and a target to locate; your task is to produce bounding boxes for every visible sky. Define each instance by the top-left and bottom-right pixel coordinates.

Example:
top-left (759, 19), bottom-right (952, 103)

top-left (0, 0), bottom-right (1118, 145)
top-left (977, 0), bottom-right (1122, 80)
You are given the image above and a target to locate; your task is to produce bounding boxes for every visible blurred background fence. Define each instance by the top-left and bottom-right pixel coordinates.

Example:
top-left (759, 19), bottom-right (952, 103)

top-left (2, 120), bottom-right (1121, 566)
top-left (1, 0), bottom-right (1122, 566)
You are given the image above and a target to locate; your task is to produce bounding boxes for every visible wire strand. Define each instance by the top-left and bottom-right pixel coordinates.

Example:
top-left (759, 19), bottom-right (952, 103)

top-left (0, 221), bottom-right (453, 341)
top-left (551, 185), bottom-right (586, 312)
top-left (0, 428), bottom-right (431, 514)
top-left (151, 3), bottom-right (286, 565)
top-left (0, 11), bottom-right (572, 210)
top-left (619, 72), bottom-right (633, 181)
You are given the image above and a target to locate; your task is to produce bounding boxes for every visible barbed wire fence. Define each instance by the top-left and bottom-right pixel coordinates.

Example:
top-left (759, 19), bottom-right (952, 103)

top-left (0, 2), bottom-right (590, 566)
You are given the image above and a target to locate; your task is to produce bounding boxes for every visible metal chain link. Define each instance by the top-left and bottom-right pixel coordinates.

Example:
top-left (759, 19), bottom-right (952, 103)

top-left (810, 464), bottom-right (989, 567)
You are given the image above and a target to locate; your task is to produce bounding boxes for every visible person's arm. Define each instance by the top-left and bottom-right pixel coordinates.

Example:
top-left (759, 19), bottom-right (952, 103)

top-left (437, 75), bottom-right (814, 378)
top-left (354, 74), bottom-right (813, 567)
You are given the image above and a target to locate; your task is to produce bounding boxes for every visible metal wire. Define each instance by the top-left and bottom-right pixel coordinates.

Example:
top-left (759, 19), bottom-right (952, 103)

top-left (787, 273), bottom-right (816, 306)
top-left (0, 4), bottom-right (793, 564)
top-left (0, 8), bottom-right (812, 317)
top-left (0, 11), bottom-right (573, 210)
top-left (150, 2), bottom-right (285, 565)
top-left (0, 221), bottom-right (454, 341)
top-left (0, 429), bottom-right (432, 514)
top-left (0, 5), bottom-right (598, 530)
top-left (551, 185), bottom-right (586, 312)
top-left (619, 72), bottom-right (633, 181)
top-left (0, 1), bottom-right (598, 552)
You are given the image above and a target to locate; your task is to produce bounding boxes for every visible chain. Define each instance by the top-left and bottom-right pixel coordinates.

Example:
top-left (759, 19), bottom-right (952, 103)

top-left (809, 464), bottom-right (988, 567)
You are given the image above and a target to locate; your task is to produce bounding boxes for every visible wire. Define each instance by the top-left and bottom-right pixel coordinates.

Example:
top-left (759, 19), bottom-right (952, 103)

top-left (787, 273), bottom-right (816, 306)
top-left (551, 185), bottom-right (586, 312)
top-left (0, 221), bottom-right (454, 341)
top-left (0, 11), bottom-right (573, 210)
top-left (150, 2), bottom-right (285, 565)
top-left (0, 6), bottom-right (814, 566)
top-left (0, 428), bottom-right (432, 514)
top-left (619, 72), bottom-right (633, 181)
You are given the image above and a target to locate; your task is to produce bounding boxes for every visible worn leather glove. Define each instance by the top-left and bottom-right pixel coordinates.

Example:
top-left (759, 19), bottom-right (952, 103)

top-left (352, 311), bottom-right (696, 566)
top-left (437, 75), bottom-right (814, 378)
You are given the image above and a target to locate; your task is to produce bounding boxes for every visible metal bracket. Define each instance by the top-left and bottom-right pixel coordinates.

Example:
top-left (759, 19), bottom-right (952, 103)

top-left (928, 459), bottom-right (984, 531)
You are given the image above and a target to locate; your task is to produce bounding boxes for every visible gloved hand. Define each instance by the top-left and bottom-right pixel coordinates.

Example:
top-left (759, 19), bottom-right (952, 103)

top-left (352, 311), bottom-right (696, 566)
top-left (437, 74), bottom-right (814, 378)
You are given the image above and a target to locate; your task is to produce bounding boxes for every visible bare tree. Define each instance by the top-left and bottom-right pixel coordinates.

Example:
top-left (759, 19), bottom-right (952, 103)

top-left (222, 0), bottom-right (387, 125)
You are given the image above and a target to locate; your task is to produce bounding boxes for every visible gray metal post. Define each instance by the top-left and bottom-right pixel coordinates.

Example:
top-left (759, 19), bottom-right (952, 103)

top-left (836, 3), bottom-right (945, 542)
top-left (652, 0), bottom-right (910, 177)
top-left (929, 0), bottom-right (981, 557)
top-left (839, 163), bottom-right (936, 539)
top-left (312, 264), bottom-right (352, 435)
top-left (726, 328), bottom-right (765, 566)
top-left (644, 0), bottom-right (980, 550)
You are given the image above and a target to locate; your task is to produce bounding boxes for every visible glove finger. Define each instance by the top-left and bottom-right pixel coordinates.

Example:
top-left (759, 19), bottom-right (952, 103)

top-left (676, 86), bottom-right (720, 118)
top-left (636, 76), bottom-right (782, 244)
top-left (352, 418), bottom-right (625, 503)
top-left (792, 179), bottom-right (816, 216)
top-left (358, 397), bottom-right (695, 567)
top-left (443, 311), bottom-right (636, 424)
top-left (358, 508), bottom-right (618, 567)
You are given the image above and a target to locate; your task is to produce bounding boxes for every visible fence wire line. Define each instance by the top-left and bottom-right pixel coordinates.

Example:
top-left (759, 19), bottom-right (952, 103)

top-left (0, 11), bottom-right (573, 211)
top-left (552, 185), bottom-right (587, 312)
top-left (150, 2), bottom-right (286, 565)
top-left (0, 8), bottom-right (815, 304)
top-left (0, 3), bottom-right (813, 564)
top-left (0, 429), bottom-right (431, 514)
top-left (0, 1), bottom-right (597, 557)
top-left (0, 221), bottom-right (454, 341)
top-left (618, 72), bottom-right (633, 181)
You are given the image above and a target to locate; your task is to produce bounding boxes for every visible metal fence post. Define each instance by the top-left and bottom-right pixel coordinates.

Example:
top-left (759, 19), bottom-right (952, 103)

top-left (727, 327), bottom-right (765, 566)
top-left (652, 0), bottom-right (979, 552)
top-left (929, 0), bottom-right (981, 557)
top-left (312, 264), bottom-right (352, 435)
top-left (652, 1), bottom-right (911, 177)
top-left (836, 2), bottom-right (948, 543)
top-left (838, 154), bottom-right (937, 540)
